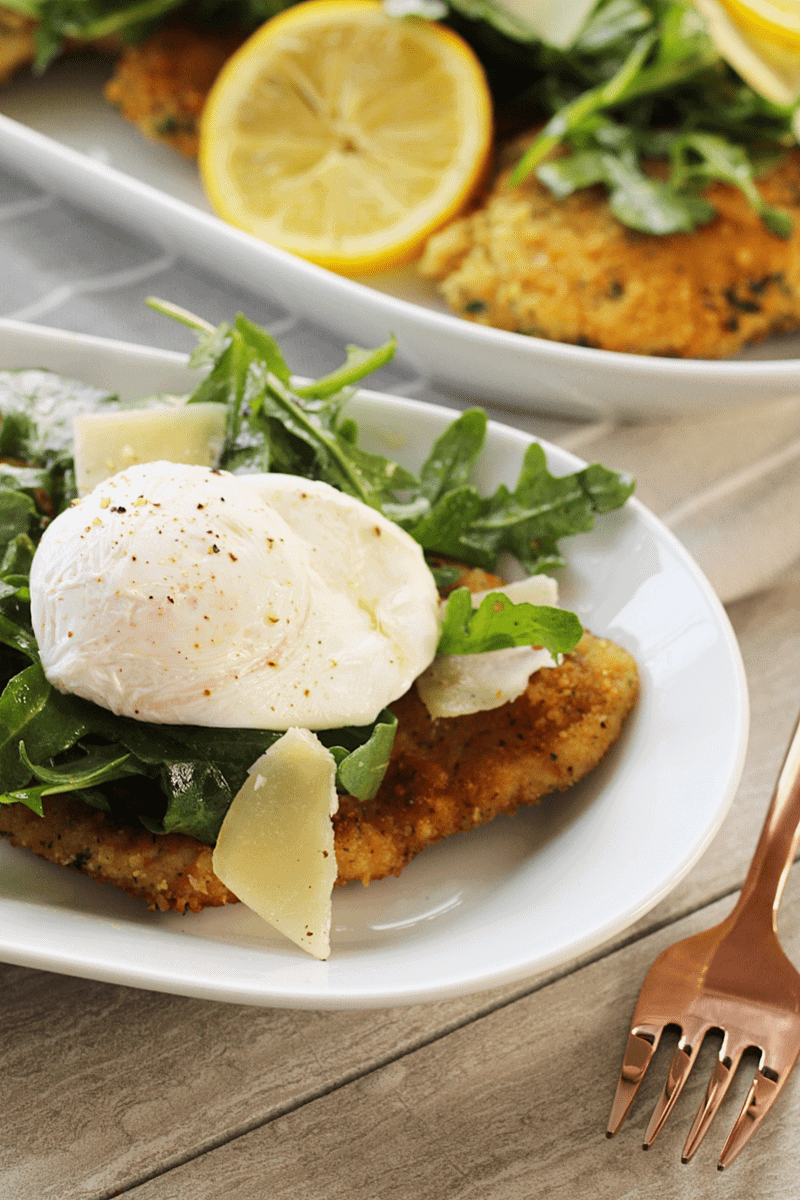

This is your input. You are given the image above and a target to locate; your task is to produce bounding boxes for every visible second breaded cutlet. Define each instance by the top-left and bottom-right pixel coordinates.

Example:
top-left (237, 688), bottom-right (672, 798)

top-left (104, 27), bottom-right (244, 157)
top-left (0, 631), bottom-right (638, 912)
top-left (0, 7), bottom-right (36, 83)
top-left (420, 144), bottom-right (800, 359)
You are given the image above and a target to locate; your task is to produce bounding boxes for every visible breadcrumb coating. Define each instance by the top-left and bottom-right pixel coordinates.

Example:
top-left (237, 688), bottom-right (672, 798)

top-left (335, 630), bottom-right (638, 885)
top-left (420, 143), bottom-right (800, 358)
top-left (0, 7), bottom-right (36, 83)
top-left (104, 27), bottom-right (244, 157)
top-left (0, 797), bottom-right (233, 913)
top-left (0, 631), bottom-right (638, 910)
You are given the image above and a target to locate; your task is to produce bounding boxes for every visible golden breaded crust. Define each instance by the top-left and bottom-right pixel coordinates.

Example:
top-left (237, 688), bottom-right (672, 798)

top-left (104, 27), bottom-right (244, 157)
top-left (0, 797), bottom-right (235, 913)
top-left (0, 7), bottom-right (36, 84)
top-left (420, 144), bottom-right (800, 359)
top-left (0, 632), bottom-right (638, 910)
top-left (336, 630), bottom-right (638, 884)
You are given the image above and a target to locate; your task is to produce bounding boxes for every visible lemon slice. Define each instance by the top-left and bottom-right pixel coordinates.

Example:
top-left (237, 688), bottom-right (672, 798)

top-left (720, 0), bottom-right (800, 49)
top-left (198, 0), bottom-right (492, 274)
top-left (695, 0), bottom-right (800, 109)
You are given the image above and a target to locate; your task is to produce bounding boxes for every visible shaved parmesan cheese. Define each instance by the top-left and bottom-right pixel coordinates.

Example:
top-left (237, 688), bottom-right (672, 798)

top-left (471, 574), bottom-right (559, 608)
top-left (417, 575), bottom-right (561, 719)
top-left (73, 402), bottom-right (226, 495)
top-left (212, 728), bottom-right (339, 959)
top-left (492, 0), bottom-right (599, 48)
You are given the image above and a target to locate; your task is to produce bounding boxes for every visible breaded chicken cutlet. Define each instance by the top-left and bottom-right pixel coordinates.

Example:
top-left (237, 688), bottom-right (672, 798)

top-left (420, 144), bottom-right (800, 359)
top-left (0, 630), bottom-right (638, 911)
top-left (104, 27), bottom-right (244, 158)
top-left (0, 12), bottom-right (240, 158)
top-left (0, 7), bottom-right (36, 83)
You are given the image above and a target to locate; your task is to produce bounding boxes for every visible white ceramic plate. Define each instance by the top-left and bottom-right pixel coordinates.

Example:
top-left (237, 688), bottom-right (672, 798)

top-left (0, 54), bottom-right (798, 419)
top-left (0, 320), bottom-right (749, 1008)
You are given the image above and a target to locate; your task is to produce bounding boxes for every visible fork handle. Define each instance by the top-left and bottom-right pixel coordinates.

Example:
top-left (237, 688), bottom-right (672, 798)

top-left (730, 710), bottom-right (800, 931)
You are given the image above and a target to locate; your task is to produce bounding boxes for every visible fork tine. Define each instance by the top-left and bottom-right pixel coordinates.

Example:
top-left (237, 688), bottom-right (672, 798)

top-left (643, 1024), bottom-right (708, 1148)
top-left (681, 1040), bottom-right (745, 1163)
top-left (607, 1023), bottom-right (663, 1136)
top-left (718, 1068), bottom-right (784, 1170)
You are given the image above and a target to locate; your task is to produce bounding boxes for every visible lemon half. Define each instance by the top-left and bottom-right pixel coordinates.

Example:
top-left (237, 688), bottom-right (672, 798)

top-left (199, 0), bottom-right (492, 274)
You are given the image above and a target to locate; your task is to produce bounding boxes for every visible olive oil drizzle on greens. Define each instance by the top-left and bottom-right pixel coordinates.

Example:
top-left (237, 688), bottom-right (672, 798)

top-left (0, 302), bottom-right (633, 841)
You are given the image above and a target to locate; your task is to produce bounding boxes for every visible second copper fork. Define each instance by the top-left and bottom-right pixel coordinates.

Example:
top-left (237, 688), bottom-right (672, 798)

top-left (607, 711), bottom-right (800, 1168)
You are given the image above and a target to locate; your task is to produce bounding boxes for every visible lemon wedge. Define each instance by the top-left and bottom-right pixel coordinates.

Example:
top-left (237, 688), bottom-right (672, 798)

top-left (198, 0), bottom-right (492, 274)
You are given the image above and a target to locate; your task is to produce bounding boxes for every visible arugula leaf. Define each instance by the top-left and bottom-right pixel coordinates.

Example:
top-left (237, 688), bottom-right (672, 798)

top-left (0, 368), bottom-right (118, 513)
top-left (1, 533), bottom-right (36, 578)
top-left (150, 759), bottom-right (239, 841)
top-left (417, 408), bottom-right (487, 503)
top-left (0, 663), bottom-right (91, 794)
top-left (0, 534), bottom-right (38, 665)
top-left (19, 739), bottom-right (142, 791)
top-left (402, 486), bottom-right (486, 560)
top-left (152, 299), bottom-right (634, 574)
top-left (573, 0), bottom-right (652, 53)
top-left (148, 297), bottom-right (412, 507)
top-left (131, 714), bottom-right (398, 838)
top-left (509, 29), bottom-right (660, 183)
top-left (669, 132), bottom-right (791, 238)
top-left (30, 0), bottom-right (184, 68)
top-left (538, 146), bottom-right (716, 233)
top-left (0, 489), bottom-right (37, 554)
top-left (0, 782), bottom-right (48, 816)
top-left (136, 710), bottom-right (397, 828)
top-left (603, 153), bottom-right (716, 233)
top-left (536, 149), bottom-right (608, 197)
top-left (437, 587), bottom-right (583, 656)
top-left (428, 563), bottom-right (464, 589)
top-left (0, 369), bottom-right (116, 465)
top-left (256, 373), bottom-right (417, 507)
top-left (319, 710), bottom-right (398, 802)
top-left (0, 657), bottom-right (398, 836)
top-left (0, 613), bottom-right (39, 663)
top-left (408, 443), bottom-right (635, 573)
top-left (8, 0), bottom-right (295, 70)
top-left (294, 340), bottom-right (397, 400)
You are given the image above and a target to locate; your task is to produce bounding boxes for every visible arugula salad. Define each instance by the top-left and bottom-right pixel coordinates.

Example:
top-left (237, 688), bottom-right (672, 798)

top-left (434, 0), bottom-right (797, 237)
top-left (1, 0), bottom-right (295, 68)
top-left (0, 300), bottom-right (634, 846)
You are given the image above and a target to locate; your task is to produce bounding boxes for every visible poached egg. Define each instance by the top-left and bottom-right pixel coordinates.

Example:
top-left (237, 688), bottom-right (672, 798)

top-left (30, 461), bottom-right (440, 729)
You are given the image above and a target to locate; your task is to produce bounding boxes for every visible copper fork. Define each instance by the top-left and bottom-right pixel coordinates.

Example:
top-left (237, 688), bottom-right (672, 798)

top-left (607, 712), bottom-right (800, 1169)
